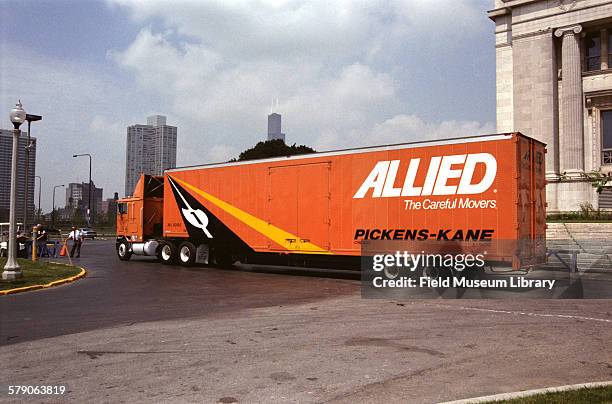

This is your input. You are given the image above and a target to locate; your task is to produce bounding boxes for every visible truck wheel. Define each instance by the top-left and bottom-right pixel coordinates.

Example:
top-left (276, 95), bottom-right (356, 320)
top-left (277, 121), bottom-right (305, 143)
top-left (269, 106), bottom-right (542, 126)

top-left (178, 242), bottom-right (196, 266)
top-left (158, 242), bottom-right (176, 265)
top-left (117, 241), bottom-right (132, 261)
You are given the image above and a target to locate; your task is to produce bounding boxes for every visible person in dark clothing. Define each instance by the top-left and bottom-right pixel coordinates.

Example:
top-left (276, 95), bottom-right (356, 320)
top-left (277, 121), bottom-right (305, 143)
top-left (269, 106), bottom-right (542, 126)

top-left (16, 231), bottom-right (29, 258)
top-left (68, 226), bottom-right (83, 258)
top-left (36, 224), bottom-right (49, 257)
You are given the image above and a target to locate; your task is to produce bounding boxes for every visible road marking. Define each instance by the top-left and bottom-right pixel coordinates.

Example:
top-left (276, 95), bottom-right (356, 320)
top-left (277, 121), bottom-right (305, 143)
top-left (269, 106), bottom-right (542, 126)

top-left (439, 304), bottom-right (612, 324)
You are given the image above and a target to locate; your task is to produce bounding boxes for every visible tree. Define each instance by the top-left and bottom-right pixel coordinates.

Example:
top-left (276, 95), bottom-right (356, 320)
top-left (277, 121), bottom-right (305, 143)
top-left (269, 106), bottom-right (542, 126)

top-left (236, 139), bottom-right (315, 161)
top-left (558, 171), bottom-right (612, 193)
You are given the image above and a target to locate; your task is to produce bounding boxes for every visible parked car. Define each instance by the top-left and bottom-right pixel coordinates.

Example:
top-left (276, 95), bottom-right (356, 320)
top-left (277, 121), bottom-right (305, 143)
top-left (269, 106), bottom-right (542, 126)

top-left (0, 223), bottom-right (24, 257)
top-left (45, 228), bottom-right (62, 236)
top-left (79, 228), bottom-right (97, 240)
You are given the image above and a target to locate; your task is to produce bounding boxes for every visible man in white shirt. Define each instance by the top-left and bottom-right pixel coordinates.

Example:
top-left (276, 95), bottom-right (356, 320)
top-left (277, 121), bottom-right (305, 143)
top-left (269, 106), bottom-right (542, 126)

top-left (68, 226), bottom-right (83, 258)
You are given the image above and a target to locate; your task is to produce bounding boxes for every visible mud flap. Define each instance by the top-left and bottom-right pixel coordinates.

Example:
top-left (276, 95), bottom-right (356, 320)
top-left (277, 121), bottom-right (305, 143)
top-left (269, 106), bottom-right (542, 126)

top-left (196, 244), bottom-right (210, 265)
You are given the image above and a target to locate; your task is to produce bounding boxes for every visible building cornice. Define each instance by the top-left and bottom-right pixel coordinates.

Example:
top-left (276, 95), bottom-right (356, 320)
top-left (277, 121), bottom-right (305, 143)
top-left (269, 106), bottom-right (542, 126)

top-left (488, 0), bottom-right (542, 20)
top-left (507, 28), bottom-right (553, 43)
top-left (487, 7), bottom-right (510, 21)
top-left (500, 0), bottom-right (541, 6)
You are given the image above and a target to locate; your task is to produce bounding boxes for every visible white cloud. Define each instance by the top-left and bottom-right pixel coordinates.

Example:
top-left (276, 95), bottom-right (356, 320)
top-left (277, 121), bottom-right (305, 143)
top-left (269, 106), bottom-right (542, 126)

top-left (206, 144), bottom-right (239, 163)
top-left (2, 1), bottom-right (494, 209)
top-left (0, 45), bottom-right (147, 210)
top-left (370, 114), bottom-right (495, 145)
top-left (107, 0), bottom-right (493, 163)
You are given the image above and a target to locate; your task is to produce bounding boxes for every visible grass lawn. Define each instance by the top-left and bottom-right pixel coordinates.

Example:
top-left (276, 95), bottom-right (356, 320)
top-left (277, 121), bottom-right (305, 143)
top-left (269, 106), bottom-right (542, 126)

top-left (0, 258), bottom-right (82, 291)
top-left (492, 385), bottom-right (612, 403)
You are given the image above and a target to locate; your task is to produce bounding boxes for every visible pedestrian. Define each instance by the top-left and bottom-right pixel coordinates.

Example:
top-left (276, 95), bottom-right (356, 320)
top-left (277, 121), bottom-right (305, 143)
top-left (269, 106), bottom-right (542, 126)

top-left (16, 230), bottom-right (29, 258)
top-left (36, 224), bottom-right (49, 257)
top-left (68, 226), bottom-right (83, 258)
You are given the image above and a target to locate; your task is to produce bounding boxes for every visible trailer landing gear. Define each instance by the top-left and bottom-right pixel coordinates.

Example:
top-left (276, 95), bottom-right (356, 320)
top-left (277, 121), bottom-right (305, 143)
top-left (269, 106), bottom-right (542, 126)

top-left (213, 248), bottom-right (237, 269)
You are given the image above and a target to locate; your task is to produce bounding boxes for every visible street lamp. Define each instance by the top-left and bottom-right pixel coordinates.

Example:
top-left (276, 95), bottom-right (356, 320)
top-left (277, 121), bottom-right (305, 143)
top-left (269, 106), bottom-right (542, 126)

top-left (72, 154), bottom-right (92, 225)
top-left (52, 184), bottom-right (65, 228)
top-left (3, 101), bottom-right (27, 280)
top-left (23, 113), bottom-right (42, 230)
top-left (35, 175), bottom-right (42, 223)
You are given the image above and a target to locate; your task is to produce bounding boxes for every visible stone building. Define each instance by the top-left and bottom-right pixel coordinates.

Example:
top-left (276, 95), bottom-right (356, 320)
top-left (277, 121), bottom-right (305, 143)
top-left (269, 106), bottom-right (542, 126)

top-left (489, 0), bottom-right (612, 211)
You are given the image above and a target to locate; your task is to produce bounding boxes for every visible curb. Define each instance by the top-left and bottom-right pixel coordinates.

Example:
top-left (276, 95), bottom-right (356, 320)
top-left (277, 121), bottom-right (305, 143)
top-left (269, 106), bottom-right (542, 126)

top-left (0, 263), bottom-right (87, 296)
top-left (440, 380), bottom-right (612, 403)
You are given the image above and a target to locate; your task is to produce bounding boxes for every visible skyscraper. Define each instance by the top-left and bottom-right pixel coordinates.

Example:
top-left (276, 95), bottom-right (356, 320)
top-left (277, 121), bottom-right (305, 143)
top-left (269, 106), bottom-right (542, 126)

top-left (125, 115), bottom-right (177, 196)
top-left (267, 113), bottom-right (285, 142)
top-left (147, 115), bottom-right (166, 127)
top-left (0, 129), bottom-right (36, 223)
top-left (65, 182), bottom-right (103, 217)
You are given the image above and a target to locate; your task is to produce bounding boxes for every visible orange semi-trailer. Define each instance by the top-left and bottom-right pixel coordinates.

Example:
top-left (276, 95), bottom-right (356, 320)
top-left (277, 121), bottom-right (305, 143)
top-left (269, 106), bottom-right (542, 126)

top-left (116, 132), bottom-right (546, 268)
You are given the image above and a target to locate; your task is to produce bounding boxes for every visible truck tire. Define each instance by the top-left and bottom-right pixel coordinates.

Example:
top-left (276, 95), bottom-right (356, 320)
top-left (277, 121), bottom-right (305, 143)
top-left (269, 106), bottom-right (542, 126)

top-left (158, 241), bottom-right (177, 265)
top-left (178, 242), bottom-right (196, 266)
top-left (117, 241), bottom-right (132, 261)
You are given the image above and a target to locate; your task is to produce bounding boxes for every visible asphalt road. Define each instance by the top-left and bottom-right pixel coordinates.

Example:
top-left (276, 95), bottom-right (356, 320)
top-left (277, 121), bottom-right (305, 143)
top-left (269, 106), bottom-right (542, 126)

top-left (0, 240), bottom-right (358, 345)
top-left (1, 240), bottom-right (611, 403)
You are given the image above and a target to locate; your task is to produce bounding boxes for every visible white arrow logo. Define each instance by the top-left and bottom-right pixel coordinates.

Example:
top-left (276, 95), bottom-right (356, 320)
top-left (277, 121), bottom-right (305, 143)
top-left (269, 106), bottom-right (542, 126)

top-left (168, 177), bottom-right (213, 238)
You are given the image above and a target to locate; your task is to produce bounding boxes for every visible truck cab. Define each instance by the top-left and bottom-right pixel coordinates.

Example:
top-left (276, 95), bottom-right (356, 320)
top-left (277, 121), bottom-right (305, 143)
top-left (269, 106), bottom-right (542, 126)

top-left (116, 175), bottom-right (164, 260)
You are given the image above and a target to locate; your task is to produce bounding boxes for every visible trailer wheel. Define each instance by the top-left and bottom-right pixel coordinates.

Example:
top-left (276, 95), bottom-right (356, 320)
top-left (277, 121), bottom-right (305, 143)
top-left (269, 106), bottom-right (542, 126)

top-left (158, 242), bottom-right (177, 265)
top-left (117, 240), bottom-right (132, 261)
top-left (178, 242), bottom-right (196, 266)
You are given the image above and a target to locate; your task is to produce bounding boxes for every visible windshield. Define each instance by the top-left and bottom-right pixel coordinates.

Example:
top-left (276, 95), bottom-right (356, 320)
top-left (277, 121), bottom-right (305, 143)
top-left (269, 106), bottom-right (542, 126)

top-left (117, 203), bottom-right (127, 214)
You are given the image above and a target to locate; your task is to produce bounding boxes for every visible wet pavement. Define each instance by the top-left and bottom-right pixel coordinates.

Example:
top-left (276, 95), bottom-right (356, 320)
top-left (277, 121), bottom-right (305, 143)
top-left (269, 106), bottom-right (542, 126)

top-left (0, 240), bottom-right (359, 345)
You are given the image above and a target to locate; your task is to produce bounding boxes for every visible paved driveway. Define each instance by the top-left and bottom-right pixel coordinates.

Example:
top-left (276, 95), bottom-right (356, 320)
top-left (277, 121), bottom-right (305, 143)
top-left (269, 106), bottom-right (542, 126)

top-left (0, 240), bottom-right (358, 345)
top-left (1, 240), bottom-right (611, 403)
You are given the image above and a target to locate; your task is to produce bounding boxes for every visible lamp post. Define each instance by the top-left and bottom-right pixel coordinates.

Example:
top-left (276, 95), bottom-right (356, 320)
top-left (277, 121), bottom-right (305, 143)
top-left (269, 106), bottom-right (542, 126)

top-left (35, 175), bottom-right (42, 223)
top-left (72, 154), bottom-right (92, 226)
top-left (3, 101), bottom-right (27, 280)
top-left (52, 184), bottom-right (65, 228)
top-left (22, 114), bottom-right (42, 230)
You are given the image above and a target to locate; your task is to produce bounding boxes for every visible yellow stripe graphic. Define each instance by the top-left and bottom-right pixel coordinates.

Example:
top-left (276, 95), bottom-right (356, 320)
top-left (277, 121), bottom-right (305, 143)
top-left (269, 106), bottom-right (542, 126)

top-left (172, 176), bottom-right (331, 254)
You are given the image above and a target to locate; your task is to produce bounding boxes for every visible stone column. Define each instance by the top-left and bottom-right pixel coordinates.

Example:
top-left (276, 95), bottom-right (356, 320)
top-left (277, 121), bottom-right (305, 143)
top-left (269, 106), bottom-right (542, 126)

top-left (555, 25), bottom-right (584, 176)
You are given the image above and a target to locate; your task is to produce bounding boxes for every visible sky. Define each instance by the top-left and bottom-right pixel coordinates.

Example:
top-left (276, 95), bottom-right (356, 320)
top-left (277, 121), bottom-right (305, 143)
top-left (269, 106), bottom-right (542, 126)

top-left (0, 0), bottom-right (496, 212)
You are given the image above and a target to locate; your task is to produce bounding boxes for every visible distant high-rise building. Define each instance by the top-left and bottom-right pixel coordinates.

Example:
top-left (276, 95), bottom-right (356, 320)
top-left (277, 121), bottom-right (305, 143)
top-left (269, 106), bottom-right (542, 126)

top-left (0, 129), bottom-right (36, 223)
top-left (65, 182), bottom-right (103, 217)
top-left (125, 115), bottom-right (177, 196)
top-left (101, 192), bottom-right (119, 215)
top-left (147, 115), bottom-right (167, 127)
top-left (267, 112), bottom-right (285, 142)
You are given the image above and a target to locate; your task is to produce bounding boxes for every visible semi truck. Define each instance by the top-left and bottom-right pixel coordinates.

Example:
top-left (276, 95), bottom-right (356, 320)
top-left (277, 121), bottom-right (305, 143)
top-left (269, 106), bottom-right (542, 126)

top-left (116, 132), bottom-right (546, 269)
